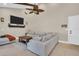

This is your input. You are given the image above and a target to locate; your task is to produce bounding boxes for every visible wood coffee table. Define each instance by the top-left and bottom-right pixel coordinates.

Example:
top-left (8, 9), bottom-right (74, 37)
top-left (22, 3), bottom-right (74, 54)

top-left (19, 36), bottom-right (32, 44)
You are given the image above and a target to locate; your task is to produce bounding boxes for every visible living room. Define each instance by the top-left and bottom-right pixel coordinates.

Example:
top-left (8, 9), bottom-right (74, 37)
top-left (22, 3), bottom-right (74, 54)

top-left (0, 3), bottom-right (79, 56)
top-left (0, 3), bottom-right (67, 40)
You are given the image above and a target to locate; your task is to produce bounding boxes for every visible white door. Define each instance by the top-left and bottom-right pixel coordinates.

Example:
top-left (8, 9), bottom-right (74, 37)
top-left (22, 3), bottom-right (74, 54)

top-left (68, 15), bottom-right (79, 45)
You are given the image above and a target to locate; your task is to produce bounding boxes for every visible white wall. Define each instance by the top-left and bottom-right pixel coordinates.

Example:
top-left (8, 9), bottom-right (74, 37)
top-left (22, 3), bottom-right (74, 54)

top-left (26, 4), bottom-right (79, 41)
top-left (1, 4), bottom-right (79, 41)
top-left (0, 8), bottom-right (27, 37)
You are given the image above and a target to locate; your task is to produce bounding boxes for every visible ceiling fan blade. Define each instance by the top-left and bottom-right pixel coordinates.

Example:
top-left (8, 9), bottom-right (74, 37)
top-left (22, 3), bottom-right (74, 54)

top-left (36, 12), bottom-right (39, 15)
top-left (15, 3), bottom-right (36, 6)
top-left (26, 8), bottom-right (33, 10)
top-left (38, 9), bottom-right (44, 12)
top-left (29, 11), bottom-right (33, 14)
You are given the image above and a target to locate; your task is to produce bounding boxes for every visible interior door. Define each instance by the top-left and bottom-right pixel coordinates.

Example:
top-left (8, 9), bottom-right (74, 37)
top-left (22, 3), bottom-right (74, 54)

top-left (68, 15), bottom-right (79, 45)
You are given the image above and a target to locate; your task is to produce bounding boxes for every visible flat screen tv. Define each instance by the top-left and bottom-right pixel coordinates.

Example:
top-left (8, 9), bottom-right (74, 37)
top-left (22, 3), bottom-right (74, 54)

top-left (10, 15), bottom-right (24, 24)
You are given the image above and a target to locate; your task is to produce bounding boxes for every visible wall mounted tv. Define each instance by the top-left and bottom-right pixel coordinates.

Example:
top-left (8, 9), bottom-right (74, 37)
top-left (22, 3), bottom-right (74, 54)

top-left (10, 15), bottom-right (24, 24)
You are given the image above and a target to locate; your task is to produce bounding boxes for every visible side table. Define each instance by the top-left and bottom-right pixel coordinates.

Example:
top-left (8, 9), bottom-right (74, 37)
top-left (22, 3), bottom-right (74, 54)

top-left (19, 36), bottom-right (32, 45)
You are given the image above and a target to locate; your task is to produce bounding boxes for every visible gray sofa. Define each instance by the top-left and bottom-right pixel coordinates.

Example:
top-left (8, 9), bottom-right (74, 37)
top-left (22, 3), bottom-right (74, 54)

top-left (26, 32), bottom-right (59, 56)
top-left (0, 38), bottom-right (10, 45)
top-left (0, 38), bottom-right (16, 45)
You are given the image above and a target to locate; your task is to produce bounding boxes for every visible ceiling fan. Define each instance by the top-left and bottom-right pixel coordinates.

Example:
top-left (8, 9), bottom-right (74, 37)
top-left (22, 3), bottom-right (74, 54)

top-left (15, 3), bottom-right (44, 15)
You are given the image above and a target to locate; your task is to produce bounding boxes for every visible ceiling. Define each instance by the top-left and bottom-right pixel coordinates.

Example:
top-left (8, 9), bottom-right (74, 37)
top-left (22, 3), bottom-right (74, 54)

top-left (0, 3), bottom-right (59, 9)
top-left (0, 3), bottom-right (32, 9)
top-left (0, 3), bottom-right (79, 9)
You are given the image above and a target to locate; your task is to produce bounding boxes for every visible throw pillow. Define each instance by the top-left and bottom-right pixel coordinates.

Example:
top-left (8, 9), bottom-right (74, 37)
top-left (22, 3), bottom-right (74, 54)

top-left (6, 34), bottom-right (16, 41)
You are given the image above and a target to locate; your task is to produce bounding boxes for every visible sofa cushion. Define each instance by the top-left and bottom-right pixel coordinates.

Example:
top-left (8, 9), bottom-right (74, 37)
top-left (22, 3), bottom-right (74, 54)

top-left (48, 32), bottom-right (57, 36)
top-left (27, 34), bottom-right (39, 38)
top-left (42, 34), bottom-right (53, 42)
top-left (34, 32), bottom-right (46, 36)
top-left (27, 31), bottom-right (35, 35)
top-left (33, 36), bottom-right (42, 41)
top-left (27, 31), bottom-right (56, 42)
top-left (27, 31), bottom-right (46, 37)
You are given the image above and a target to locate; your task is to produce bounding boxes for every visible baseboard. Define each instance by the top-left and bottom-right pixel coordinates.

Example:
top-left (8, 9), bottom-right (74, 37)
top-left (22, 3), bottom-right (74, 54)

top-left (59, 40), bottom-right (69, 44)
top-left (59, 40), bottom-right (79, 45)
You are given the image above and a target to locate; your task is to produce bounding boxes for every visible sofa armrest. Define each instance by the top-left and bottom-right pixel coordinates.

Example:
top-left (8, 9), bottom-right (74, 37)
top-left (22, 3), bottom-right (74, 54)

top-left (44, 35), bottom-right (58, 45)
top-left (44, 35), bottom-right (58, 55)
top-left (0, 38), bottom-right (10, 45)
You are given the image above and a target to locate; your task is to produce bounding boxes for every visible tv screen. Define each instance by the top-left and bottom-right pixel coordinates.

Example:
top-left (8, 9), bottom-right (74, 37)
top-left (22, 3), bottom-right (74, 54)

top-left (10, 15), bottom-right (24, 24)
